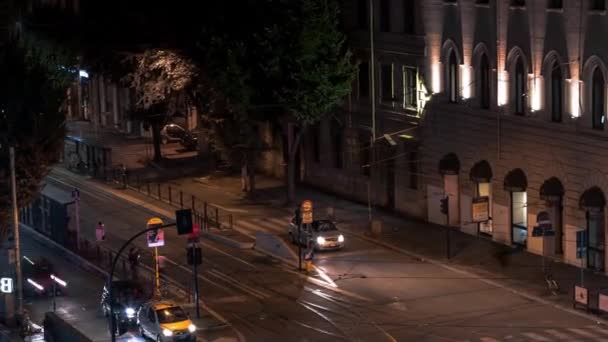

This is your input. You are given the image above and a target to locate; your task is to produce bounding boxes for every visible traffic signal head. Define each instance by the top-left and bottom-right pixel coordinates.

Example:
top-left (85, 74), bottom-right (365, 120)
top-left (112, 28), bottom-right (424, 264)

top-left (176, 209), bottom-right (193, 235)
top-left (440, 197), bottom-right (449, 215)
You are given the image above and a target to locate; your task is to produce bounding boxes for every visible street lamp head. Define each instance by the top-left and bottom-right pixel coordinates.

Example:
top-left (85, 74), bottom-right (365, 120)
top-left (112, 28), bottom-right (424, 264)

top-left (50, 274), bottom-right (67, 287)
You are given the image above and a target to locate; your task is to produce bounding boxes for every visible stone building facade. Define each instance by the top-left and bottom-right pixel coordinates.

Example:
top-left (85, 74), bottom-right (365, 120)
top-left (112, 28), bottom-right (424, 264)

top-left (293, 0), bottom-right (608, 274)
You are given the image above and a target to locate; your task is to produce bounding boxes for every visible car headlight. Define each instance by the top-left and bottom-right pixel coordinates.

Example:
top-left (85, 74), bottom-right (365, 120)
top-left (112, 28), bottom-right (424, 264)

top-left (188, 323), bottom-right (196, 333)
top-left (338, 234), bottom-right (344, 243)
top-left (162, 328), bottom-right (173, 337)
top-left (316, 236), bottom-right (326, 245)
top-left (125, 307), bottom-right (135, 318)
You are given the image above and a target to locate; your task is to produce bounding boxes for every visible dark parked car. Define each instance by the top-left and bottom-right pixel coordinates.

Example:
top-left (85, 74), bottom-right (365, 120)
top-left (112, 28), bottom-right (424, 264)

top-left (101, 280), bottom-right (148, 327)
top-left (160, 123), bottom-right (198, 151)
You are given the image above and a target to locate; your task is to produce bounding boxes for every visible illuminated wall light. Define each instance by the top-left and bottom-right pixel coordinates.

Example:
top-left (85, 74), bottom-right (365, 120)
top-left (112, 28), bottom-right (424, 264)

top-left (497, 70), bottom-right (509, 106)
top-left (432, 63), bottom-right (441, 94)
top-left (569, 79), bottom-right (580, 117)
top-left (460, 65), bottom-right (472, 99)
top-left (530, 75), bottom-right (542, 112)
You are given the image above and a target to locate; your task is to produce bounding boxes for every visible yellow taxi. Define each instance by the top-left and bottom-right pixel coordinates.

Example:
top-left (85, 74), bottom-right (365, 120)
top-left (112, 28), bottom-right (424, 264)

top-left (137, 301), bottom-right (196, 341)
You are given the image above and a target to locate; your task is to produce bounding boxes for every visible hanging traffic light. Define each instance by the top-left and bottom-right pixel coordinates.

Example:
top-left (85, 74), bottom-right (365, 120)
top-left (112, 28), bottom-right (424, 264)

top-left (440, 197), bottom-right (449, 215)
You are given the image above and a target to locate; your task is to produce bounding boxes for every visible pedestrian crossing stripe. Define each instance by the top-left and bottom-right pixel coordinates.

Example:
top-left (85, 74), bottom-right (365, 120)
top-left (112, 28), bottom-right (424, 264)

top-left (478, 325), bottom-right (608, 341)
top-left (544, 329), bottom-right (570, 339)
top-left (567, 327), bottom-right (600, 339)
top-left (520, 332), bottom-right (550, 341)
top-left (236, 216), bottom-right (291, 235)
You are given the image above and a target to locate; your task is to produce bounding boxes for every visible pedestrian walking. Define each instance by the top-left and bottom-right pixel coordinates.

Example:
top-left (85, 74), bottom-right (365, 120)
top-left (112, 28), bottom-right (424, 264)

top-left (128, 247), bottom-right (140, 279)
top-left (120, 164), bottom-right (128, 189)
top-left (96, 221), bottom-right (106, 242)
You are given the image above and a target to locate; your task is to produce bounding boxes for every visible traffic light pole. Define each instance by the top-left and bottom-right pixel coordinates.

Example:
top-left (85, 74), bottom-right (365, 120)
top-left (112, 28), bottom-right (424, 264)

top-left (154, 246), bottom-right (160, 297)
top-left (192, 242), bottom-right (200, 318)
top-left (298, 222), bottom-right (302, 272)
top-left (108, 223), bottom-right (176, 342)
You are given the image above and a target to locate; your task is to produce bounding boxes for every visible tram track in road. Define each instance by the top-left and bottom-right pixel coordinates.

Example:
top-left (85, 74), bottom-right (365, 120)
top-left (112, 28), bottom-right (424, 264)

top-left (47, 168), bottom-right (395, 339)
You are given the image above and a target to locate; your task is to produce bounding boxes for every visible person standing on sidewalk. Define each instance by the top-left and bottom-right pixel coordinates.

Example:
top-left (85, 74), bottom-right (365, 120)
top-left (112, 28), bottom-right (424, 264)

top-left (120, 164), bottom-right (128, 189)
top-left (128, 247), bottom-right (140, 280)
top-left (96, 221), bottom-right (106, 242)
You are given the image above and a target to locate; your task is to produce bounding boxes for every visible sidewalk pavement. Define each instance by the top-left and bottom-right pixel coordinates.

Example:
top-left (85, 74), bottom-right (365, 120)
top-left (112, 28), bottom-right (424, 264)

top-left (128, 171), bottom-right (608, 320)
top-left (66, 121), bottom-right (204, 181)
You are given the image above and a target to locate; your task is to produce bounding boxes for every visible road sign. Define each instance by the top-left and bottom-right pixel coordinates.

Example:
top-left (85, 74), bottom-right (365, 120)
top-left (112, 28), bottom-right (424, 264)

top-left (575, 285), bottom-right (588, 306)
top-left (472, 196), bottom-right (489, 222)
top-left (147, 217), bottom-right (165, 247)
top-left (0, 278), bottom-right (13, 294)
top-left (176, 209), bottom-right (193, 235)
top-left (301, 200), bottom-right (313, 224)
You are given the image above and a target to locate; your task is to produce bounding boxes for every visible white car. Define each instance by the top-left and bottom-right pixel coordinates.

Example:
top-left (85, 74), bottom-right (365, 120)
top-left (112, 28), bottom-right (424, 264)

top-left (288, 219), bottom-right (345, 251)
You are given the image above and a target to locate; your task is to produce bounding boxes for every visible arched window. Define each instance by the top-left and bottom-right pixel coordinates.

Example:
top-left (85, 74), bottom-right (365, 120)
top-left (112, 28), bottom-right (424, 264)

top-left (592, 67), bottom-right (605, 130)
top-left (551, 62), bottom-right (563, 122)
top-left (514, 58), bottom-right (526, 115)
top-left (479, 54), bottom-right (490, 109)
top-left (448, 51), bottom-right (459, 103)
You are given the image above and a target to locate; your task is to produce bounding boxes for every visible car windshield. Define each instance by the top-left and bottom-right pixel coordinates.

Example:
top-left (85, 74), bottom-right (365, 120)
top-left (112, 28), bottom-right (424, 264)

top-left (313, 221), bottom-right (337, 232)
top-left (156, 307), bottom-right (188, 324)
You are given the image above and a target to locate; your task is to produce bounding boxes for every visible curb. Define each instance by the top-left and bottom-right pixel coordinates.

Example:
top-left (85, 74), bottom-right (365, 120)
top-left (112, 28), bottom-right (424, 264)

top-left (200, 231), bottom-right (254, 250)
top-left (341, 227), bottom-right (608, 326)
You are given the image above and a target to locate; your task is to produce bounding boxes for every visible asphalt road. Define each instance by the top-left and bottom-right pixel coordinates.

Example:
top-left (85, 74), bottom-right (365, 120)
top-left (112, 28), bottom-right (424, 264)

top-left (47, 168), bottom-right (608, 341)
top-left (22, 229), bottom-right (144, 341)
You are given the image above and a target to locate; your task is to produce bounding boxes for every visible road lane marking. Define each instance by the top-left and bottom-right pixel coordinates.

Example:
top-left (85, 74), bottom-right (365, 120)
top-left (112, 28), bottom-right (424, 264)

top-left (567, 327), bottom-right (601, 339)
top-left (479, 338), bottom-right (500, 342)
top-left (290, 319), bottom-right (348, 340)
top-left (544, 329), bottom-right (572, 339)
top-left (208, 269), bottom-right (269, 300)
top-left (237, 219), bottom-right (285, 235)
top-left (587, 325), bottom-right (608, 336)
top-left (521, 332), bottom-right (551, 341)
top-left (198, 240), bottom-right (257, 269)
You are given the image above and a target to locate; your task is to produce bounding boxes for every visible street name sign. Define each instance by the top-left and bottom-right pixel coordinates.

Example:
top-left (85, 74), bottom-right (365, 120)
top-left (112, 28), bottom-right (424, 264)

top-left (301, 200), bottom-right (313, 224)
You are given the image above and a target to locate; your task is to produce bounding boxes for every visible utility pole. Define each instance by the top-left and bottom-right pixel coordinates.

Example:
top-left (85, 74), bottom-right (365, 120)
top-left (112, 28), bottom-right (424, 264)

top-left (369, 0), bottom-right (376, 142)
top-left (72, 188), bottom-right (81, 251)
top-left (9, 147), bottom-right (23, 319)
top-left (368, 0), bottom-right (376, 224)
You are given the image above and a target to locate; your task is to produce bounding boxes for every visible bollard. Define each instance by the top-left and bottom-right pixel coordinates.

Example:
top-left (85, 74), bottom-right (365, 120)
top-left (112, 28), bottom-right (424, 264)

top-left (180, 191), bottom-right (184, 208)
top-left (168, 185), bottom-right (172, 204)
top-left (203, 203), bottom-right (208, 231)
top-left (215, 207), bottom-right (219, 229)
top-left (157, 183), bottom-right (161, 200)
